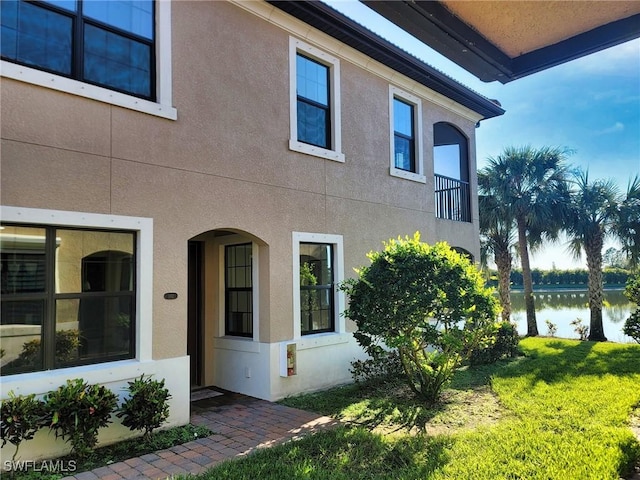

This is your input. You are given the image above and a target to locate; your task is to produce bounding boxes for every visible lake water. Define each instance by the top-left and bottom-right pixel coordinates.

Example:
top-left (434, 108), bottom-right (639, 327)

top-left (510, 289), bottom-right (635, 344)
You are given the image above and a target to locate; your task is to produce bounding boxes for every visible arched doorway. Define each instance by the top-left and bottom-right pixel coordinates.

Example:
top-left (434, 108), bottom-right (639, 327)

top-left (187, 229), bottom-right (267, 388)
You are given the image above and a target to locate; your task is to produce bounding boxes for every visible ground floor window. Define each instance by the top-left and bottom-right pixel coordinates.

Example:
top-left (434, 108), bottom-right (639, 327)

top-left (299, 243), bottom-right (334, 335)
top-left (224, 243), bottom-right (253, 337)
top-left (1, 224), bottom-right (136, 375)
top-left (292, 233), bottom-right (344, 337)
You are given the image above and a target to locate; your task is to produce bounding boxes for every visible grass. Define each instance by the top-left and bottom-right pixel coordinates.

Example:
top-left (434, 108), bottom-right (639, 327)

top-left (182, 338), bottom-right (640, 480)
top-left (7, 424), bottom-right (212, 480)
top-left (279, 361), bottom-right (505, 436)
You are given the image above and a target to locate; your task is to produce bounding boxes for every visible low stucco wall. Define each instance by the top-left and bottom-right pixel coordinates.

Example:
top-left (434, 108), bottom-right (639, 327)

top-left (211, 333), bottom-right (367, 401)
top-left (0, 356), bottom-right (190, 463)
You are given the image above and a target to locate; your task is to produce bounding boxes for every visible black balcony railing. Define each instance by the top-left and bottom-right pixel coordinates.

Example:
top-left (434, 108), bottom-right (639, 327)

top-left (435, 174), bottom-right (471, 222)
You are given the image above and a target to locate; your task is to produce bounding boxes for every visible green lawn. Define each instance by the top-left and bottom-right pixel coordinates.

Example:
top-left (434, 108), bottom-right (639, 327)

top-left (184, 338), bottom-right (640, 480)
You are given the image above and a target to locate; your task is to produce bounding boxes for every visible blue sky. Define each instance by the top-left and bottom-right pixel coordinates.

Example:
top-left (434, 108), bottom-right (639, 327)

top-left (325, 1), bottom-right (640, 269)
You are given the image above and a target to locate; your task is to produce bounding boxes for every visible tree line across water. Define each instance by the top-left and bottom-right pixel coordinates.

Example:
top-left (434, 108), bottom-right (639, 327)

top-left (485, 268), bottom-right (632, 290)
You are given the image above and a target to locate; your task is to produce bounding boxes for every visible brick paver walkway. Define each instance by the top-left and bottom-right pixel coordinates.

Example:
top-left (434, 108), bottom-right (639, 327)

top-left (61, 391), bottom-right (340, 480)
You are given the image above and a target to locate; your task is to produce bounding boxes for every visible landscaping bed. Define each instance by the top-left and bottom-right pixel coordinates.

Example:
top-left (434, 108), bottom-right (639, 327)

top-left (5, 424), bottom-right (211, 480)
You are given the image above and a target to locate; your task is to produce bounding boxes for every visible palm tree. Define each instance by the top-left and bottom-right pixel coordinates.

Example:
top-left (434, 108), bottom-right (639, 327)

top-left (614, 176), bottom-right (640, 269)
top-left (481, 146), bottom-right (572, 336)
top-left (565, 170), bottom-right (620, 341)
top-left (478, 172), bottom-right (516, 322)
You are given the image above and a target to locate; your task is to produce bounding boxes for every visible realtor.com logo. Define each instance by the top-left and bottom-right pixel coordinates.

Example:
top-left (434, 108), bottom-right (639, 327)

top-left (3, 460), bottom-right (77, 473)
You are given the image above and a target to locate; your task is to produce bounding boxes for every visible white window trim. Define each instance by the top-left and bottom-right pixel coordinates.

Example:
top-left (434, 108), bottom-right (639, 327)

top-left (0, 206), bottom-right (154, 363)
top-left (216, 237), bottom-right (259, 341)
top-left (292, 232), bottom-right (345, 339)
top-left (289, 37), bottom-right (345, 163)
top-left (232, 1), bottom-right (483, 125)
top-left (0, 1), bottom-right (176, 121)
top-left (389, 85), bottom-right (426, 184)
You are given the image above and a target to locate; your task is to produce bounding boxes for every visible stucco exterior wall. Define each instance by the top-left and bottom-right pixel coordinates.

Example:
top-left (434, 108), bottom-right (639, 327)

top-left (1, 0), bottom-right (486, 416)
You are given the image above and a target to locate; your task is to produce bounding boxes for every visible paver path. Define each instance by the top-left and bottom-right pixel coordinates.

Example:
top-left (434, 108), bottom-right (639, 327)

top-left (61, 391), bottom-right (340, 480)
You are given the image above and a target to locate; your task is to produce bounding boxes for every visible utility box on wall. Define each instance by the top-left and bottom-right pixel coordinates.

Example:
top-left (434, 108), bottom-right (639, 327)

top-left (280, 342), bottom-right (297, 377)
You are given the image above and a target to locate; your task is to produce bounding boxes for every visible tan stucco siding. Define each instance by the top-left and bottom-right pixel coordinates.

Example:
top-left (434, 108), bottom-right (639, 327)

top-left (1, 0), bottom-right (482, 366)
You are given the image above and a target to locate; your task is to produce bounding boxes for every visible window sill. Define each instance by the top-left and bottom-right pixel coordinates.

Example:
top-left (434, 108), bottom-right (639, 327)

top-left (0, 358), bottom-right (139, 383)
top-left (435, 217), bottom-right (473, 224)
top-left (390, 168), bottom-right (426, 183)
top-left (289, 139), bottom-right (345, 163)
top-left (1, 61), bottom-right (177, 121)
top-left (296, 332), bottom-right (351, 351)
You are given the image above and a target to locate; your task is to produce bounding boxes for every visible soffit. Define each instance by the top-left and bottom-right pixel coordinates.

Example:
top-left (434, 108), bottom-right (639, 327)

top-left (267, 0), bottom-right (505, 119)
top-left (443, 1), bottom-right (639, 57)
top-left (362, 1), bottom-right (640, 83)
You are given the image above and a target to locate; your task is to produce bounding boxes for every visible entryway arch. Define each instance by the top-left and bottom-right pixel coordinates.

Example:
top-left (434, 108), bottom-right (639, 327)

top-left (187, 229), bottom-right (268, 388)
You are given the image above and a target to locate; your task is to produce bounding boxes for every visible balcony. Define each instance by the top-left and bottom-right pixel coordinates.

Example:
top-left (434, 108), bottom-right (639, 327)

top-left (434, 174), bottom-right (471, 222)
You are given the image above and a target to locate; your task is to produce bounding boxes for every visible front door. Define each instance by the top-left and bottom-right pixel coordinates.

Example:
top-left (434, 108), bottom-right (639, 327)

top-left (187, 241), bottom-right (203, 387)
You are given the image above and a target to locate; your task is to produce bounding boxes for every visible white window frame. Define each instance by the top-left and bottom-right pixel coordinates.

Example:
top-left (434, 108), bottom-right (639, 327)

top-left (216, 237), bottom-right (259, 341)
top-left (289, 37), bottom-right (344, 163)
top-left (389, 85), bottom-right (426, 183)
top-left (292, 232), bottom-right (344, 339)
top-left (0, 1), bottom-right (176, 121)
top-left (0, 206), bottom-right (154, 366)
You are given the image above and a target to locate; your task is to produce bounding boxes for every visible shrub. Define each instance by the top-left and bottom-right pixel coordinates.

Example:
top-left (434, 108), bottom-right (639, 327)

top-left (45, 379), bottom-right (118, 458)
top-left (570, 318), bottom-right (589, 341)
top-left (623, 274), bottom-right (640, 343)
top-left (623, 311), bottom-right (640, 343)
top-left (341, 233), bottom-right (498, 403)
top-left (545, 319), bottom-right (558, 337)
top-left (350, 346), bottom-right (404, 386)
top-left (624, 274), bottom-right (640, 305)
top-left (0, 392), bottom-right (47, 461)
top-left (469, 321), bottom-right (520, 366)
top-left (116, 375), bottom-right (171, 440)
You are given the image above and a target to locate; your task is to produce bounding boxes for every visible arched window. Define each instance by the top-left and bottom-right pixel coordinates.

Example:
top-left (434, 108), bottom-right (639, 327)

top-left (434, 123), bottom-right (471, 222)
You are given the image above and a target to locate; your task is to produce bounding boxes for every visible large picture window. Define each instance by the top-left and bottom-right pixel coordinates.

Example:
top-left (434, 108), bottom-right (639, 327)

top-left (299, 243), bottom-right (334, 335)
top-left (224, 243), bottom-right (253, 337)
top-left (1, 224), bottom-right (136, 376)
top-left (1, 0), bottom-right (155, 100)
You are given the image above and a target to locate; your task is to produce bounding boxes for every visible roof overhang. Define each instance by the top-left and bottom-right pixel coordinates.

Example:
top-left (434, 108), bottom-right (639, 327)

top-left (268, 1), bottom-right (504, 119)
top-left (362, 1), bottom-right (640, 83)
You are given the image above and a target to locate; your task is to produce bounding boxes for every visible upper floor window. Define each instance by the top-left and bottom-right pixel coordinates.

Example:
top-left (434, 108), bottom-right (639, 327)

top-left (224, 243), bottom-right (253, 337)
top-left (297, 54), bottom-right (330, 149)
top-left (289, 37), bottom-right (344, 162)
top-left (1, 224), bottom-right (136, 376)
top-left (393, 98), bottom-right (415, 172)
top-left (1, 0), bottom-right (154, 100)
top-left (434, 122), bottom-right (471, 222)
top-left (389, 86), bottom-right (425, 183)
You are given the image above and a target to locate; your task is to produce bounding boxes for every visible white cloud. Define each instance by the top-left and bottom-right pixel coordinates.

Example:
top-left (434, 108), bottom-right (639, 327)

top-left (597, 122), bottom-right (625, 135)
top-left (560, 39), bottom-right (640, 77)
